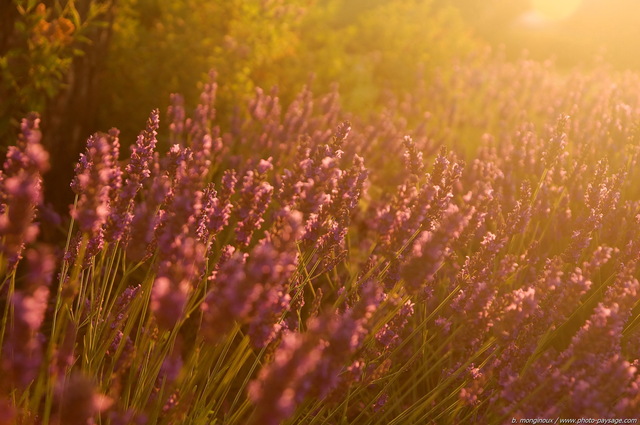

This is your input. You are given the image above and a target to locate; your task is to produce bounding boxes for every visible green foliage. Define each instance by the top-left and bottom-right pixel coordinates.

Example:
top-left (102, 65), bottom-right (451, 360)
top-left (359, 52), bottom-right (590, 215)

top-left (0, 0), bottom-right (111, 146)
top-left (290, 0), bottom-right (478, 112)
top-left (99, 0), bottom-right (308, 139)
top-left (98, 0), bottom-right (477, 140)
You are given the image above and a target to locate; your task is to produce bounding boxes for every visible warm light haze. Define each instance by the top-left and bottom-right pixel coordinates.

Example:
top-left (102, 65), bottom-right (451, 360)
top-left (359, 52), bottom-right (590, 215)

top-left (531, 0), bottom-right (583, 20)
top-left (3, 1), bottom-right (640, 424)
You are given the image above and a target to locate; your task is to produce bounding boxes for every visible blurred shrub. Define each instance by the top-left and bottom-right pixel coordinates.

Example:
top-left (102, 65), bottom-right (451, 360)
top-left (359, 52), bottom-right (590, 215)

top-left (289, 0), bottom-right (478, 112)
top-left (97, 0), bottom-right (477, 139)
top-left (98, 0), bottom-right (308, 139)
top-left (0, 0), bottom-right (110, 148)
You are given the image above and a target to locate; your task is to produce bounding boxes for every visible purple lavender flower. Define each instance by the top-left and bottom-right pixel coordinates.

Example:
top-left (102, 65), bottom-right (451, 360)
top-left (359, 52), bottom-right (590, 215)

top-left (151, 276), bottom-right (189, 329)
top-left (69, 131), bottom-right (119, 266)
top-left (125, 173), bottom-right (171, 263)
top-left (376, 147), bottom-right (463, 259)
top-left (0, 174), bottom-right (43, 267)
top-left (202, 240), bottom-right (296, 346)
top-left (249, 283), bottom-right (379, 425)
top-left (149, 143), bottom-right (208, 329)
top-left (196, 169), bottom-right (237, 248)
top-left (105, 330), bottom-right (135, 370)
top-left (236, 159), bottom-right (274, 246)
top-left (329, 154), bottom-right (368, 213)
top-left (0, 114), bottom-right (50, 267)
top-left (105, 110), bottom-right (158, 244)
top-left (375, 298), bottom-right (414, 352)
top-left (151, 235), bottom-right (206, 329)
top-left (400, 203), bottom-right (473, 295)
top-left (167, 93), bottom-right (186, 145)
top-left (3, 113), bottom-right (50, 176)
top-left (402, 135), bottom-right (425, 177)
top-left (53, 373), bottom-right (112, 425)
top-left (0, 170), bottom-right (5, 216)
top-left (1, 246), bottom-right (55, 389)
top-left (202, 209), bottom-right (301, 346)
top-left (186, 71), bottom-right (223, 178)
top-left (65, 131), bottom-right (121, 267)
top-left (329, 120), bottom-right (350, 149)
top-left (541, 114), bottom-right (569, 168)
top-left (2, 287), bottom-right (49, 388)
top-left (111, 285), bottom-right (142, 327)
top-left (247, 330), bottom-right (320, 425)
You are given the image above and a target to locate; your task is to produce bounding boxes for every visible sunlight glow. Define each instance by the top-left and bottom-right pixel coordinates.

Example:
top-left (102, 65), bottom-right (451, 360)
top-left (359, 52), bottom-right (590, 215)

top-left (531, 0), bottom-right (583, 21)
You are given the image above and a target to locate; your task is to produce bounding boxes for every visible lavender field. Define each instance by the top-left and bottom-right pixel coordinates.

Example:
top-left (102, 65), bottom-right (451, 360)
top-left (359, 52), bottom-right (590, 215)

top-left (3, 1), bottom-right (640, 424)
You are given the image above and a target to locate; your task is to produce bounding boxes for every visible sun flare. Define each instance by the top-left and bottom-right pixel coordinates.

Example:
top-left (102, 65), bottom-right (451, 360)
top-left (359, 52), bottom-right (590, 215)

top-left (531, 0), bottom-right (583, 21)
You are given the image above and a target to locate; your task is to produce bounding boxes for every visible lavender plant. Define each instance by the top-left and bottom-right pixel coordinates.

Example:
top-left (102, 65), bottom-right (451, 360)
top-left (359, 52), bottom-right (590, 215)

top-left (3, 55), bottom-right (640, 425)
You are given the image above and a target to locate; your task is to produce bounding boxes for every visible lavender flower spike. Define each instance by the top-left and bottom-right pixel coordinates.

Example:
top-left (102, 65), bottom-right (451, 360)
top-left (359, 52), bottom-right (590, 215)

top-left (105, 110), bottom-right (159, 243)
top-left (0, 113), bottom-right (50, 268)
